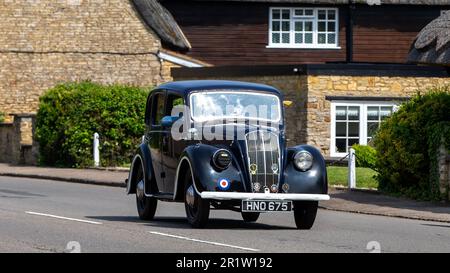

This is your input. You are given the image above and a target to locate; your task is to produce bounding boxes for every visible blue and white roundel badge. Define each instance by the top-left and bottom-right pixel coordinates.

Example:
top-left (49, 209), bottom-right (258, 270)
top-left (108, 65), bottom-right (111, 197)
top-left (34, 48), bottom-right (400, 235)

top-left (218, 179), bottom-right (231, 191)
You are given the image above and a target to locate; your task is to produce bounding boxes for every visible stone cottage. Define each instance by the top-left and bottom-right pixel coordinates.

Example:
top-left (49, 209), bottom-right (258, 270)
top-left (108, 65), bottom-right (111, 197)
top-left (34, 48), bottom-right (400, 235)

top-left (0, 0), bottom-right (206, 164)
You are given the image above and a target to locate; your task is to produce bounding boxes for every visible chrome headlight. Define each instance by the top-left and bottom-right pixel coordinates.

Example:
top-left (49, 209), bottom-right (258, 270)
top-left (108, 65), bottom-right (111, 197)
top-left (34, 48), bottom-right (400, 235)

top-left (212, 149), bottom-right (232, 170)
top-left (294, 151), bottom-right (313, 171)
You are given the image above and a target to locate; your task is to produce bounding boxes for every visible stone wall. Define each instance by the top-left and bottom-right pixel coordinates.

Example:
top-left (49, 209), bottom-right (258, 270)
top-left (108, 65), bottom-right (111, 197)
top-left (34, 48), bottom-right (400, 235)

top-left (0, 114), bottom-right (38, 165)
top-left (306, 75), bottom-right (450, 155)
top-left (0, 0), bottom-right (163, 122)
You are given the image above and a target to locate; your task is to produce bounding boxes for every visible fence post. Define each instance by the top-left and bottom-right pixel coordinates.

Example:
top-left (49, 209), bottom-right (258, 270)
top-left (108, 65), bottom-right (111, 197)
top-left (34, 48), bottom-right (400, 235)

top-left (93, 133), bottom-right (100, 167)
top-left (348, 148), bottom-right (356, 189)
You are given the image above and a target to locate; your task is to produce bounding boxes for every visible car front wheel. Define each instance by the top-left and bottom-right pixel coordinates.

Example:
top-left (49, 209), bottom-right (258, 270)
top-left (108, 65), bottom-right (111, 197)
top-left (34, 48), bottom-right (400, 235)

top-left (293, 201), bottom-right (318, 230)
top-left (184, 169), bottom-right (210, 228)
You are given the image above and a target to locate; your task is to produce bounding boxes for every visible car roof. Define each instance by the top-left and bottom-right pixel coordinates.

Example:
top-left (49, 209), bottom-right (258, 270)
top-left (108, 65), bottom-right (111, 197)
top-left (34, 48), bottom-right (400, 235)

top-left (156, 80), bottom-right (282, 96)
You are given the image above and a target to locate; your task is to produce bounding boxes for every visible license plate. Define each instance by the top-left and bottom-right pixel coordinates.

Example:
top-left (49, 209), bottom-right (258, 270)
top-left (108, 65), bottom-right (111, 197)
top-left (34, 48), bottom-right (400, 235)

top-left (242, 200), bottom-right (292, 212)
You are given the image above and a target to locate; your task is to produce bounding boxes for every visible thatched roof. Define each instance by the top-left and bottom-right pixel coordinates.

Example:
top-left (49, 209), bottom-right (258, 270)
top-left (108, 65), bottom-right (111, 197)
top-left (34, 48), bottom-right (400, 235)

top-left (408, 11), bottom-right (450, 66)
top-left (132, 0), bottom-right (191, 50)
top-left (190, 0), bottom-right (450, 5)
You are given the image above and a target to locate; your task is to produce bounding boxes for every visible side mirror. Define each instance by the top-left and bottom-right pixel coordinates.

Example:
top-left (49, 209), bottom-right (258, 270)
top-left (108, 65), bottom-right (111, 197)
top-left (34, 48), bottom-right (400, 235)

top-left (161, 116), bottom-right (179, 128)
top-left (283, 100), bottom-right (293, 107)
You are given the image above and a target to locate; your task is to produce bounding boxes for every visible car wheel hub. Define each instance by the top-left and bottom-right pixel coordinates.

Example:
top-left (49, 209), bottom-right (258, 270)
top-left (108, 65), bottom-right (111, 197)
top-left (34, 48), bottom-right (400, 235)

top-left (136, 180), bottom-right (145, 201)
top-left (186, 185), bottom-right (195, 208)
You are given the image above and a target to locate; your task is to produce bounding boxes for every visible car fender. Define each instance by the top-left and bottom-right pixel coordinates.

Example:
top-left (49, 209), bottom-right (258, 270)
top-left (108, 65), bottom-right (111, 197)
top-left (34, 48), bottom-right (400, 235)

top-left (283, 145), bottom-right (328, 194)
top-left (126, 143), bottom-right (156, 195)
top-left (173, 144), bottom-right (247, 200)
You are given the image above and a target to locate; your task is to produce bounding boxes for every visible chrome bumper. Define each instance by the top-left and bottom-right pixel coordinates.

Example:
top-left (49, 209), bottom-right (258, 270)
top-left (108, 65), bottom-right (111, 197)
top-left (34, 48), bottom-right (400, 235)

top-left (199, 191), bottom-right (330, 201)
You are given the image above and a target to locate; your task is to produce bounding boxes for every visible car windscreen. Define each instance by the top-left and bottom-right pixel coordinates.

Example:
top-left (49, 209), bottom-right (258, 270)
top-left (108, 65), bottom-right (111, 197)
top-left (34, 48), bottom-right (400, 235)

top-left (190, 91), bottom-right (281, 123)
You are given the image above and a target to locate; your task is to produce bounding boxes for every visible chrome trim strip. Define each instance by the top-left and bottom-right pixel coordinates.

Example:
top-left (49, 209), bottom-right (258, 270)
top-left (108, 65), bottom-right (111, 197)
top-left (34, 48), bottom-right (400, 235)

top-left (200, 192), bottom-right (330, 201)
top-left (260, 131), bottom-right (267, 188)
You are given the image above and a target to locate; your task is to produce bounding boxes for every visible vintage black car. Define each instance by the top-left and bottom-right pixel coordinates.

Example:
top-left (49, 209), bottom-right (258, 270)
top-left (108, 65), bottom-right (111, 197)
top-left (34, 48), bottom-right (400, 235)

top-left (126, 80), bottom-right (329, 229)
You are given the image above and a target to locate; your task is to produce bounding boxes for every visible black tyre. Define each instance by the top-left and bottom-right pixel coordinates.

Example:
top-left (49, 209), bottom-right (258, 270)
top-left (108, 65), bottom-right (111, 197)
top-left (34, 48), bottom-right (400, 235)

top-left (135, 163), bottom-right (157, 220)
top-left (293, 201), bottom-right (318, 230)
top-left (241, 212), bottom-right (260, 223)
top-left (184, 169), bottom-right (210, 228)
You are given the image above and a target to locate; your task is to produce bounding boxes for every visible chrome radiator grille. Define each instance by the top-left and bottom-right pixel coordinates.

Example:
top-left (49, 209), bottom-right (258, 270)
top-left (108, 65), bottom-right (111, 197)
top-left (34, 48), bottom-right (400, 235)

top-left (245, 131), bottom-right (281, 193)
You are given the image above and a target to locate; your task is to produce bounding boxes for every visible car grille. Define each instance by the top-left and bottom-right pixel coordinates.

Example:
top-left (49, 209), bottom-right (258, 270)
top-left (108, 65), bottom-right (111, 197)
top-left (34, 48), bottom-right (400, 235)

top-left (245, 130), bottom-right (281, 193)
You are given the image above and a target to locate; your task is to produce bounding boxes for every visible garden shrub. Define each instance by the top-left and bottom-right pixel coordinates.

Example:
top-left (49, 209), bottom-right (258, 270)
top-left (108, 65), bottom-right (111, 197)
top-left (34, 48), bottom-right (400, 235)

top-left (36, 82), bottom-right (149, 167)
top-left (373, 88), bottom-right (450, 200)
top-left (352, 144), bottom-right (377, 170)
top-left (0, 112), bottom-right (5, 123)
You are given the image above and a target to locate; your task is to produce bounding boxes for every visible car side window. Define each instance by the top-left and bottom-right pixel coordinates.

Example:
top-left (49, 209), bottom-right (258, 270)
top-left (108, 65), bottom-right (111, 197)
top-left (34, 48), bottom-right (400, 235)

top-left (166, 94), bottom-right (184, 116)
top-left (152, 93), bottom-right (166, 126)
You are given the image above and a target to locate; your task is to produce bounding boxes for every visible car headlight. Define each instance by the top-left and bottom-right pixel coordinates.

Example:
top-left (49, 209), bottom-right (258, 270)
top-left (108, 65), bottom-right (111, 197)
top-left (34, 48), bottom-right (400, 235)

top-left (294, 151), bottom-right (313, 171)
top-left (212, 149), bottom-right (232, 170)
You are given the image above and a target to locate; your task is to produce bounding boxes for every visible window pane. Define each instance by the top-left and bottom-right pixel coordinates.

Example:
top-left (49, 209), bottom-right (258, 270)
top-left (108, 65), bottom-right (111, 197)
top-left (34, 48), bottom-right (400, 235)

top-left (336, 122), bottom-right (346, 137)
top-left (328, 22), bottom-right (336, 31)
top-left (294, 21), bottom-right (303, 31)
top-left (305, 33), bottom-right (313, 43)
top-left (318, 22), bottom-right (326, 32)
top-left (272, 21), bottom-right (280, 31)
top-left (153, 94), bottom-right (165, 125)
top-left (282, 10), bottom-right (290, 19)
top-left (294, 9), bottom-right (303, 16)
top-left (348, 122), bottom-right (359, 137)
top-left (336, 106), bottom-right (346, 120)
top-left (327, 33), bottom-right (336, 44)
top-left (380, 106), bottom-right (393, 120)
top-left (272, 33), bottom-right (280, 43)
top-left (367, 122), bottom-right (379, 138)
top-left (305, 21), bottom-right (313, 31)
top-left (318, 33), bottom-right (326, 44)
top-left (367, 106), bottom-right (379, 120)
top-left (295, 33), bottom-right (303, 44)
top-left (272, 9), bottom-right (280, 19)
top-left (348, 138), bottom-right (359, 148)
top-left (348, 106), bottom-right (360, 120)
top-left (282, 33), bottom-right (290, 43)
top-left (282, 21), bottom-right (290, 31)
top-left (318, 10), bottom-right (326, 20)
top-left (305, 9), bottom-right (313, 16)
top-left (328, 10), bottom-right (336, 20)
top-left (336, 139), bottom-right (346, 153)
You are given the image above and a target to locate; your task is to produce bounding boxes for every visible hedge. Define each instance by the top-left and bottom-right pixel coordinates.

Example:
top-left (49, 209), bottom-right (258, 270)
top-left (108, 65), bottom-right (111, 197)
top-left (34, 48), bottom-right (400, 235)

top-left (373, 88), bottom-right (450, 200)
top-left (36, 82), bottom-right (149, 167)
top-left (0, 112), bottom-right (4, 123)
top-left (352, 144), bottom-right (377, 170)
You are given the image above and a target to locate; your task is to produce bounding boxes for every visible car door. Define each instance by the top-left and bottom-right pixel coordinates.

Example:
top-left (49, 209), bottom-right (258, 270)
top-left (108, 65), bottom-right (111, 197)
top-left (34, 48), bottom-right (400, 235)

top-left (148, 90), bottom-right (166, 193)
top-left (161, 92), bottom-right (185, 194)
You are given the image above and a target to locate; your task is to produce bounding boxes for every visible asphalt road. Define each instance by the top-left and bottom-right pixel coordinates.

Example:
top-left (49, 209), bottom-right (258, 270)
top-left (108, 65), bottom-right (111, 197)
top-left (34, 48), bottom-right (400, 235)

top-left (1, 176), bottom-right (450, 253)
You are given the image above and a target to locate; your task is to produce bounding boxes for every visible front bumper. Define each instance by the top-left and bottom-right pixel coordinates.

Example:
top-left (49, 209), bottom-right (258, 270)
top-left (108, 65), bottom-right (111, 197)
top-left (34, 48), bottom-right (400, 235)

top-left (199, 191), bottom-right (330, 201)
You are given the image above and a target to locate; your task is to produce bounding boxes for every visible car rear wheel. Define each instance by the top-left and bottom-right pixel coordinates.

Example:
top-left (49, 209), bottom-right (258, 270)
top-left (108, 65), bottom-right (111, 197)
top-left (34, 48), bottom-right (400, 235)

top-left (135, 163), bottom-right (157, 220)
top-left (184, 169), bottom-right (210, 228)
top-left (293, 201), bottom-right (318, 230)
top-left (241, 212), bottom-right (260, 223)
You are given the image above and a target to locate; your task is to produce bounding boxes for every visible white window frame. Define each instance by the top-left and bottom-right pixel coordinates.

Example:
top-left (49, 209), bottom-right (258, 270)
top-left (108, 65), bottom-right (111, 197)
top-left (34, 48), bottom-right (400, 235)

top-left (330, 101), bottom-right (398, 157)
top-left (267, 7), bottom-right (340, 49)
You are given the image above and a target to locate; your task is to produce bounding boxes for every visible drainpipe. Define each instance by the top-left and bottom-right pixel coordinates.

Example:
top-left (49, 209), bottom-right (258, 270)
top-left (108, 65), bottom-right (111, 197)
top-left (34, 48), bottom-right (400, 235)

top-left (346, 1), bottom-right (355, 63)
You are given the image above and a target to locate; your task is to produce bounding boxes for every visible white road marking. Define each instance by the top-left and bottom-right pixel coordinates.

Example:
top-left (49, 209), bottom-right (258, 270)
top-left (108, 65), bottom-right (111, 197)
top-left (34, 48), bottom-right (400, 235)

top-left (149, 231), bottom-right (260, 252)
top-left (25, 211), bottom-right (102, 225)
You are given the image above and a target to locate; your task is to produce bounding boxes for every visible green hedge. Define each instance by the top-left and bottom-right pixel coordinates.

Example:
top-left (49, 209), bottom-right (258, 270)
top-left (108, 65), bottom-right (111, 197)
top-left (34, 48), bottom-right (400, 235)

top-left (373, 88), bottom-right (450, 200)
top-left (0, 112), bottom-right (4, 123)
top-left (352, 144), bottom-right (377, 170)
top-left (36, 82), bottom-right (149, 167)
